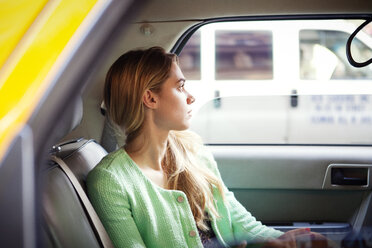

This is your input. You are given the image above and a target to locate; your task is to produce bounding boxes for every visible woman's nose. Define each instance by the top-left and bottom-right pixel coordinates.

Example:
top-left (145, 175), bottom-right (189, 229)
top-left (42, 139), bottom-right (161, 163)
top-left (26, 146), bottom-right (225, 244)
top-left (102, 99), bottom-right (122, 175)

top-left (187, 92), bottom-right (195, 105)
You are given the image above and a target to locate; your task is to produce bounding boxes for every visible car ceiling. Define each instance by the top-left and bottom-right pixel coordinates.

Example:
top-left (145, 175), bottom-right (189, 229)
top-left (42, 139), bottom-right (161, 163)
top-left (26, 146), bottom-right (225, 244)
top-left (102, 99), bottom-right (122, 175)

top-left (135, 0), bottom-right (372, 22)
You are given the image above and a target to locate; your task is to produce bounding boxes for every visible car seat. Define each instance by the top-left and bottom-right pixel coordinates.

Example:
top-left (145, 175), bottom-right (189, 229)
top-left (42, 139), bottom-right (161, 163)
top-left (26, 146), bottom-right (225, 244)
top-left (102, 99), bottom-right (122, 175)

top-left (42, 138), bottom-right (111, 248)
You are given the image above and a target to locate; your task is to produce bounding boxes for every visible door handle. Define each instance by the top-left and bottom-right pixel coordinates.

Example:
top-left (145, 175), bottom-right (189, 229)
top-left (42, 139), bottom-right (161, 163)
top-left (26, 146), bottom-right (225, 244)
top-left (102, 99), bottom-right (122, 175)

top-left (214, 90), bottom-right (221, 109)
top-left (290, 89), bottom-right (298, 108)
top-left (331, 168), bottom-right (368, 186)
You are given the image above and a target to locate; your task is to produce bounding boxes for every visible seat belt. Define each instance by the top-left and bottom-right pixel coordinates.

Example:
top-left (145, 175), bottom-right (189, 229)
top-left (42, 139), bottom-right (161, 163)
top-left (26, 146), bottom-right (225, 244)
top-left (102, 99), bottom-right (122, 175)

top-left (51, 155), bottom-right (114, 248)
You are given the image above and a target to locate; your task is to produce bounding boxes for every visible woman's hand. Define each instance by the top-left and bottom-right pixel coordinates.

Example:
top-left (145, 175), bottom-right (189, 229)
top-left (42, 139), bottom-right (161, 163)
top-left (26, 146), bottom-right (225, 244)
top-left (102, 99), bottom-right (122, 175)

top-left (262, 228), bottom-right (330, 248)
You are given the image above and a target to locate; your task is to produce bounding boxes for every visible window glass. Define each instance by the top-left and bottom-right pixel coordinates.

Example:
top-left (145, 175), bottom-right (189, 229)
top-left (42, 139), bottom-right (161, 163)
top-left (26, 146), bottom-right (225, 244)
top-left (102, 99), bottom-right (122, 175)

top-left (178, 19), bottom-right (372, 144)
top-left (300, 30), bottom-right (372, 80)
top-left (178, 30), bottom-right (201, 80)
top-left (190, 94), bottom-right (372, 144)
top-left (215, 31), bottom-right (273, 80)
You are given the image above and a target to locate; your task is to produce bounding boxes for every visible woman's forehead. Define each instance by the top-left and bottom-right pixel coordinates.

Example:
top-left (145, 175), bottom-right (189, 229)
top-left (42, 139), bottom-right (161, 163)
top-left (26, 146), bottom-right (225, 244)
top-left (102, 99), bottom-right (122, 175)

top-left (169, 62), bottom-right (184, 80)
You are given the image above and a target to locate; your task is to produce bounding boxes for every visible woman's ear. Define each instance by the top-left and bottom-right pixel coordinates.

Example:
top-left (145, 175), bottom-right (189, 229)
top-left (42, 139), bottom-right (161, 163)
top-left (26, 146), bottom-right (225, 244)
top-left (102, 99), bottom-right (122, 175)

top-left (143, 89), bottom-right (158, 109)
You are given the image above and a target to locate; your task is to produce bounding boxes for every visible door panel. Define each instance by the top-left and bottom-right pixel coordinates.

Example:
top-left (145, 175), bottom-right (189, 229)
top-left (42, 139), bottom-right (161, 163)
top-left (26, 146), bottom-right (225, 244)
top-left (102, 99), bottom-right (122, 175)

top-left (233, 189), bottom-right (363, 222)
top-left (210, 145), bottom-right (372, 242)
top-left (212, 145), bottom-right (372, 189)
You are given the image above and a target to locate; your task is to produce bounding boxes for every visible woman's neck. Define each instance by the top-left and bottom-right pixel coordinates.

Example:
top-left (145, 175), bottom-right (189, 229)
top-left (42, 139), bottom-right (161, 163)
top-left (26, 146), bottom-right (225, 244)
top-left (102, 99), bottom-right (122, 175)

top-left (125, 126), bottom-right (169, 171)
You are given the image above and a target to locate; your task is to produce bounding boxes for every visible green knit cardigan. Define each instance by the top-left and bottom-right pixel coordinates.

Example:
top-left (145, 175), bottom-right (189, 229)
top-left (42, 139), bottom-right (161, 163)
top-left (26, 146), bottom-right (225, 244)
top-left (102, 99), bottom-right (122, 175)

top-left (87, 147), bottom-right (282, 247)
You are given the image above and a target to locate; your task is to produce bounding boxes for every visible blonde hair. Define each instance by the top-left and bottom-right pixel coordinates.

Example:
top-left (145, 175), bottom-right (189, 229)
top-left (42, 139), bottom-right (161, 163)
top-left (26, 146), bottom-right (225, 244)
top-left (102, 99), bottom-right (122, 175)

top-left (104, 47), bottom-right (224, 231)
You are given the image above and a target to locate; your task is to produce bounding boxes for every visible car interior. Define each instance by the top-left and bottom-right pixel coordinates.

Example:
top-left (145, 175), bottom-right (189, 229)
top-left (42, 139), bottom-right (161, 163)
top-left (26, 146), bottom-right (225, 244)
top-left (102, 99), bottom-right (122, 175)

top-left (2, 0), bottom-right (372, 247)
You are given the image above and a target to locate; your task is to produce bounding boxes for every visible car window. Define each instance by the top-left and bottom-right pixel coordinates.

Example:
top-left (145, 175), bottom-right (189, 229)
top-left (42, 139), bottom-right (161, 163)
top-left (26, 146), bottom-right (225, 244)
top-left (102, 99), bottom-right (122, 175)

top-left (179, 30), bottom-right (201, 80)
top-left (300, 30), bottom-right (372, 80)
top-left (189, 94), bottom-right (372, 144)
top-left (215, 30), bottom-right (273, 80)
top-left (178, 19), bottom-right (372, 145)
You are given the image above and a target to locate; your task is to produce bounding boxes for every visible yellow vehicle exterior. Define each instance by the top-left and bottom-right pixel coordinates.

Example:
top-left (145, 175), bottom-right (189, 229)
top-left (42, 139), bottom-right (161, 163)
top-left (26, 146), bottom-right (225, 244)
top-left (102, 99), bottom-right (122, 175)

top-left (0, 0), bottom-right (98, 161)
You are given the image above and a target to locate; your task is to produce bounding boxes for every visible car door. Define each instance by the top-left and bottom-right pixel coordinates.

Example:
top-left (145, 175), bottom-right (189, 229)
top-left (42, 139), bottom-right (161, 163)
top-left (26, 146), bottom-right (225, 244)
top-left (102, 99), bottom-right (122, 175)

top-left (178, 18), bottom-right (372, 246)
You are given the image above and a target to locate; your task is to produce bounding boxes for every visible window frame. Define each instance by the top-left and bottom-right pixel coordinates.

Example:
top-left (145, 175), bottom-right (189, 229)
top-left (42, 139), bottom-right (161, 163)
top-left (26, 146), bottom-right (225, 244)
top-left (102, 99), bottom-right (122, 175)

top-left (173, 15), bottom-right (372, 146)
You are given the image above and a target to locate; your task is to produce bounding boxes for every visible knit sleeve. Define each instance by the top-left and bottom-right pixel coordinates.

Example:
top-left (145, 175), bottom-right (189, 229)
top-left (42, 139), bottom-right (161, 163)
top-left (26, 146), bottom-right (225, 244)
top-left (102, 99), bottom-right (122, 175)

top-left (87, 167), bottom-right (146, 248)
top-left (224, 186), bottom-right (283, 243)
top-left (199, 147), bottom-right (283, 243)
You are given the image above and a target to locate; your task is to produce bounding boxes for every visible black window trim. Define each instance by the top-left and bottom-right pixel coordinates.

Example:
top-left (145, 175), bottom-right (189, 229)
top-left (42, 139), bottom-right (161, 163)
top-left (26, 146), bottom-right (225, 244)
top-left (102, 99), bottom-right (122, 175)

top-left (171, 14), bottom-right (372, 55)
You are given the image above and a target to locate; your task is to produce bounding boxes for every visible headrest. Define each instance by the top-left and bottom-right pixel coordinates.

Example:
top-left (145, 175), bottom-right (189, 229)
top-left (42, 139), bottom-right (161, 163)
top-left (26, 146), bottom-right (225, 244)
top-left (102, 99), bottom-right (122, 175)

top-left (52, 139), bottom-right (107, 191)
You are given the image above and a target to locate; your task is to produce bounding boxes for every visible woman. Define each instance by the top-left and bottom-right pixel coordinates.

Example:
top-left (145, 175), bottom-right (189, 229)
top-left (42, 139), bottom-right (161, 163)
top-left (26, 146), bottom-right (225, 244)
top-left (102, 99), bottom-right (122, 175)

top-left (87, 47), bottom-right (327, 248)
